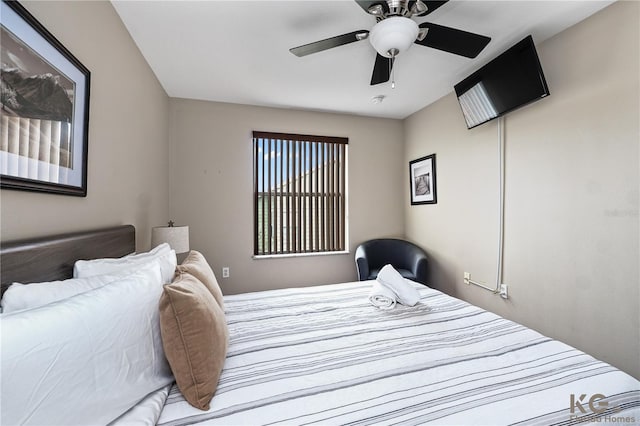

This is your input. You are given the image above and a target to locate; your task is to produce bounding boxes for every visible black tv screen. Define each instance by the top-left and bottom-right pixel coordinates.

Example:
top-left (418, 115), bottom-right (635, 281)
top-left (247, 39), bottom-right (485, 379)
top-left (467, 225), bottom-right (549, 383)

top-left (454, 35), bottom-right (550, 129)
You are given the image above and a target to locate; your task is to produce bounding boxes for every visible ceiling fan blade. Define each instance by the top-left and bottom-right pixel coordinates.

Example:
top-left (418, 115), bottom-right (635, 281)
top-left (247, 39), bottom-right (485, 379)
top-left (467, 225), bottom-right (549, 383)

top-left (370, 54), bottom-right (392, 85)
top-left (290, 30), bottom-right (369, 57)
top-left (354, 1), bottom-right (389, 15)
top-left (417, 22), bottom-right (490, 58)
top-left (408, 1), bottom-right (449, 17)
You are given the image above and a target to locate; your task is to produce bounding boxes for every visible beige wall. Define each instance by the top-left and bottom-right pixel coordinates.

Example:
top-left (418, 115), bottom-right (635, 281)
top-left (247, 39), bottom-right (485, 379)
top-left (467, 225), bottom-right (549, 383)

top-left (404, 0), bottom-right (639, 378)
top-left (0, 1), bottom-right (170, 251)
top-left (169, 99), bottom-right (404, 294)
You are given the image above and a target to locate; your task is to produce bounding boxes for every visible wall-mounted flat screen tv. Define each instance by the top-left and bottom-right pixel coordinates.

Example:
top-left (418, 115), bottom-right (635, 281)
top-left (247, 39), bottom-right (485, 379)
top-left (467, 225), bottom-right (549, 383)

top-left (454, 35), bottom-right (550, 129)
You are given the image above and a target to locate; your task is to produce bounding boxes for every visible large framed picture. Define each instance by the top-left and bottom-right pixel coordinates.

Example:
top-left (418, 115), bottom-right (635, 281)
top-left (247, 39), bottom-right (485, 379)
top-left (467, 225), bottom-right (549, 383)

top-left (409, 153), bottom-right (437, 205)
top-left (1, 0), bottom-right (90, 196)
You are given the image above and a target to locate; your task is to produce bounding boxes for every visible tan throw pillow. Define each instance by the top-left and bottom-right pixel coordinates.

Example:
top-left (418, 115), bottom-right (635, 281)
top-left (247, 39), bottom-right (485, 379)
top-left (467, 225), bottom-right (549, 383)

top-left (177, 250), bottom-right (225, 309)
top-left (159, 272), bottom-right (229, 410)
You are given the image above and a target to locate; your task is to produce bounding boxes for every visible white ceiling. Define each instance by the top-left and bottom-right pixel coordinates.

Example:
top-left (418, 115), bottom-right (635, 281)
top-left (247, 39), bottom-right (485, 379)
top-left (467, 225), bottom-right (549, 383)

top-left (112, 0), bottom-right (614, 120)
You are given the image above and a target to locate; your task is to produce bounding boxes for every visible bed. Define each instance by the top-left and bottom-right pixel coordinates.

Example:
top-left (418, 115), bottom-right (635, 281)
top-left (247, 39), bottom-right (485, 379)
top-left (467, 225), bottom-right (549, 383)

top-left (1, 225), bottom-right (639, 425)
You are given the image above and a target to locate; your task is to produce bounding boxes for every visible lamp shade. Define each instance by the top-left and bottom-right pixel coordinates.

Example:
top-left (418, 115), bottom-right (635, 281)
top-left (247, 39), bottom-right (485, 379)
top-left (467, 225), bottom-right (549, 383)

top-left (369, 16), bottom-right (419, 58)
top-left (152, 225), bottom-right (190, 254)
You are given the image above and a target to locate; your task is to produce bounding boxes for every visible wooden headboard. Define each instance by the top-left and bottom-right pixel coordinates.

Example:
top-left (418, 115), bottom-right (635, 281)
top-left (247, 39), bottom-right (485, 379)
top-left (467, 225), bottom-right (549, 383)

top-left (1, 225), bottom-right (135, 295)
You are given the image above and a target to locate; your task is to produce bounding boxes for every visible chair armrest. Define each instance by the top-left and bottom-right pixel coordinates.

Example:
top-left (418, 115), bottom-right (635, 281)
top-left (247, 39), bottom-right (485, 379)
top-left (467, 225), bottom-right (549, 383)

top-left (411, 252), bottom-right (429, 285)
top-left (354, 245), bottom-right (370, 281)
top-left (407, 247), bottom-right (429, 284)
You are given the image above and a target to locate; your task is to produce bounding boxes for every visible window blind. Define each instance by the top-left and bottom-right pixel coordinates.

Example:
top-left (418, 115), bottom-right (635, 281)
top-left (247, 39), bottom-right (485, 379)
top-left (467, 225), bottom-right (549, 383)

top-left (253, 131), bottom-right (347, 256)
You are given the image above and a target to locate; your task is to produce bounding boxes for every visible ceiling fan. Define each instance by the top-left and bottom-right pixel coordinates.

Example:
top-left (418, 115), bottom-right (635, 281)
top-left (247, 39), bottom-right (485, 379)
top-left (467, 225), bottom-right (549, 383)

top-left (290, 0), bottom-right (491, 87)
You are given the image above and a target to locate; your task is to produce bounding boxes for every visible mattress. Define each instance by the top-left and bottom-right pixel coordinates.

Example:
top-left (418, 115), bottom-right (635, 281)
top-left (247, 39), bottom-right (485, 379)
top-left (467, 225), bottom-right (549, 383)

top-left (157, 281), bottom-right (639, 425)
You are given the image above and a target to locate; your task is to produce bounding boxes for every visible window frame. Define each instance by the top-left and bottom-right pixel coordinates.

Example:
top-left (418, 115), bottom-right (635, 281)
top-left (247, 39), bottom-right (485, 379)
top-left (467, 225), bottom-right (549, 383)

top-left (252, 131), bottom-right (348, 257)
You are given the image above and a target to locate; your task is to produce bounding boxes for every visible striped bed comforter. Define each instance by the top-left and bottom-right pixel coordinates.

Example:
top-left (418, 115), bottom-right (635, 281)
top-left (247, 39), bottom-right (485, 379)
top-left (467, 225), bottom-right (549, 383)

top-left (157, 281), bottom-right (640, 425)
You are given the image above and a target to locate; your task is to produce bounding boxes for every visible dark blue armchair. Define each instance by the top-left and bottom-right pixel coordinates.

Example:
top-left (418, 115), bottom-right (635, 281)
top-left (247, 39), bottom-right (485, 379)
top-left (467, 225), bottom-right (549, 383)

top-left (355, 238), bottom-right (429, 285)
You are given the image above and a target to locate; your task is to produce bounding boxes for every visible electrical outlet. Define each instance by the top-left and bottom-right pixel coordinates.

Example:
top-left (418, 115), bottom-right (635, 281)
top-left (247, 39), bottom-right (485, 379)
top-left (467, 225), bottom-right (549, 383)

top-left (222, 267), bottom-right (230, 278)
top-left (464, 272), bottom-right (470, 285)
top-left (500, 284), bottom-right (508, 299)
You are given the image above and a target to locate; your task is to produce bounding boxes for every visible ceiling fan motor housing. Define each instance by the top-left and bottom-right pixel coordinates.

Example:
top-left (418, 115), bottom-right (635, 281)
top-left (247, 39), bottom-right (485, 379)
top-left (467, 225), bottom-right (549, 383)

top-left (369, 16), bottom-right (419, 58)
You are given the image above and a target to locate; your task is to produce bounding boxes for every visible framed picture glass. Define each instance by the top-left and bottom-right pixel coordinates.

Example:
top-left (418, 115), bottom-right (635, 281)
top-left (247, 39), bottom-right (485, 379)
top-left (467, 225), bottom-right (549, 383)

top-left (1, 0), bottom-right (90, 196)
top-left (409, 153), bottom-right (437, 205)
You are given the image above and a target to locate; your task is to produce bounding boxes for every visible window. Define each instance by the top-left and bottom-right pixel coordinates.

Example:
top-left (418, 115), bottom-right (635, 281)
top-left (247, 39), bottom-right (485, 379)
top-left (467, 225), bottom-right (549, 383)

top-left (253, 131), bottom-right (347, 256)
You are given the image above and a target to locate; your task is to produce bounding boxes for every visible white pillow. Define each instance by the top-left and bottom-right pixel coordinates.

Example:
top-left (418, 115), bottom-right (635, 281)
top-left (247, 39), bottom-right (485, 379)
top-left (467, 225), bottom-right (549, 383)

top-left (1, 260), bottom-right (162, 313)
top-left (74, 243), bottom-right (177, 283)
top-left (0, 261), bottom-right (173, 426)
top-left (109, 384), bottom-right (171, 426)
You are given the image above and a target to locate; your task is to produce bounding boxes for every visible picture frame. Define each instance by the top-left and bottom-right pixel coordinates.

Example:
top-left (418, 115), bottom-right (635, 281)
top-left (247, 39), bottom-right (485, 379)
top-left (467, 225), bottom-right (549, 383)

top-left (409, 153), bottom-right (437, 205)
top-left (1, 0), bottom-right (90, 196)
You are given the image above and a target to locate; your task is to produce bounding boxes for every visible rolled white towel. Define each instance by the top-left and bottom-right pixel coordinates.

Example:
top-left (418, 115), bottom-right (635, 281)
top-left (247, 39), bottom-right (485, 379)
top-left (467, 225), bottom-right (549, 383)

top-left (377, 264), bottom-right (420, 307)
top-left (368, 281), bottom-right (397, 310)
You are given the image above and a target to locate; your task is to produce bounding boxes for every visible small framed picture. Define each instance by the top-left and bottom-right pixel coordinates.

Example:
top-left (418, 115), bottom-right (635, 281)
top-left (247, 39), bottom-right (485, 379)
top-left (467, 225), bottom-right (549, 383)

top-left (409, 154), bottom-right (437, 205)
top-left (1, 0), bottom-right (90, 196)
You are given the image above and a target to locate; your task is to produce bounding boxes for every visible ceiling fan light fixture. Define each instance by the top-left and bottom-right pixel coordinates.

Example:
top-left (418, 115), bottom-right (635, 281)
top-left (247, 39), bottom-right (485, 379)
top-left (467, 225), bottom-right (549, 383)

top-left (369, 16), bottom-right (419, 58)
